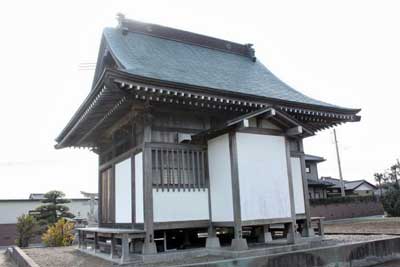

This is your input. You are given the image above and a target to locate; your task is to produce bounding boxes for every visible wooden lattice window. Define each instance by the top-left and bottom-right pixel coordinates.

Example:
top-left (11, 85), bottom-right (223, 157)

top-left (151, 145), bottom-right (208, 191)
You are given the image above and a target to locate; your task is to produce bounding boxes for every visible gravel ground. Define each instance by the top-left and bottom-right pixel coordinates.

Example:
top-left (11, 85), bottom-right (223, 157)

top-left (21, 219), bottom-right (400, 267)
top-left (373, 260), bottom-right (400, 267)
top-left (24, 247), bottom-right (115, 267)
top-left (24, 246), bottom-right (229, 267)
top-left (325, 218), bottom-right (400, 235)
top-left (23, 236), bottom-right (396, 267)
top-left (0, 251), bottom-right (17, 267)
top-left (325, 234), bottom-right (396, 245)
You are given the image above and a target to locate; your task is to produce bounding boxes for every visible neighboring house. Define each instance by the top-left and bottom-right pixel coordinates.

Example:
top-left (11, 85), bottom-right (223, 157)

top-left (321, 177), bottom-right (377, 196)
top-left (54, 16), bottom-right (360, 260)
top-left (0, 196), bottom-right (97, 247)
top-left (28, 193), bottom-right (45, 200)
top-left (345, 180), bottom-right (377, 196)
top-left (305, 155), bottom-right (333, 199)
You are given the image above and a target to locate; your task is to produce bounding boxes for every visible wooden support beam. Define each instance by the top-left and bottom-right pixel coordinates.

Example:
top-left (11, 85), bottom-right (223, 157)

top-left (286, 126), bottom-right (303, 136)
top-left (285, 138), bottom-right (297, 244)
top-left (110, 234), bottom-right (116, 258)
top-left (142, 111), bottom-right (157, 255)
top-left (298, 139), bottom-right (314, 237)
top-left (94, 232), bottom-right (99, 253)
top-left (131, 152), bottom-right (136, 225)
top-left (229, 131), bottom-right (248, 251)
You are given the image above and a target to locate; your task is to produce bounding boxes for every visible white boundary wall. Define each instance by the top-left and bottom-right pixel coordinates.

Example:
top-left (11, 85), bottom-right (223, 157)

top-left (135, 152), bottom-right (144, 223)
top-left (291, 157), bottom-right (306, 214)
top-left (115, 158), bottom-right (132, 223)
top-left (208, 134), bottom-right (234, 222)
top-left (0, 199), bottom-right (95, 224)
top-left (153, 190), bottom-right (209, 222)
top-left (236, 133), bottom-right (292, 220)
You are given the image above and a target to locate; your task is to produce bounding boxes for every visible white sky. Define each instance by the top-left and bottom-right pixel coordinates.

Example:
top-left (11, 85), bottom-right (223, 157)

top-left (0, 0), bottom-right (399, 198)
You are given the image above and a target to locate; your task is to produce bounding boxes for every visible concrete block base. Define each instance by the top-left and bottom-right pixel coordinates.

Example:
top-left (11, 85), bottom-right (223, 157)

top-left (264, 232), bottom-right (273, 242)
top-left (307, 227), bottom-right (315, 237)
top-left (206, 237), bottom-right (221, 249)
top-left (231, 238), bottom-right (248, 251)
top-left (142, 242), bottom-right (157, 255)
top-left (286, 232), bottom-right (299, 244)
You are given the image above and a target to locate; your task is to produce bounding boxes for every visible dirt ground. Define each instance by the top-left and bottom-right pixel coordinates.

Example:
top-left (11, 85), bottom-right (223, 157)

top-left (0, 251), bottom-right (17, 267)
top-left (325, 217), bottom-right (400, 235)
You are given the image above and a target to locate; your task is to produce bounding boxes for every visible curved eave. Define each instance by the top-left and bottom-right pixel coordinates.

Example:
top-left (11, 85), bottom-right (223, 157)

top-left (55, 68), bottom-right (361, 149)
top-left (108, 69), bottom-right (361, 116)
top-left (55, 70), bottom-right (108, 144)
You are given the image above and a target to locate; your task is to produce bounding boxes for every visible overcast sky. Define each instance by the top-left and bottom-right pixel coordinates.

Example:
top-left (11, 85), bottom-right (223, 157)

top-left (0, 0), bottom-right (399, 198)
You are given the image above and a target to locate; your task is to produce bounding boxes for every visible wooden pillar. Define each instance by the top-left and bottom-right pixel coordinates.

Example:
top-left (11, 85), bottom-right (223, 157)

top-left (94, 232), bottom-right (99, 253)
top-left (206, 153), bottom-right (220, 249)
top-left (98, 156), bottom-right (103, 226)
top-left (82, 231), bottom-right (87, 249)
top-left (229, 132), bottom-right (248, 251)
top-left (299, 139), bottom-right (315, 237)
top-left (319, 218), bottom-right (325, 238)
top-left (285, 138), bottom-right (297, 244)
top-left (131, 153), bottom-right (136, 226)
top-left (78, 230), bottom-right (82, 249)
top-left (110, 234), bottom-right (116, 259)
top-left (142, 112), bottom-right (157, 254)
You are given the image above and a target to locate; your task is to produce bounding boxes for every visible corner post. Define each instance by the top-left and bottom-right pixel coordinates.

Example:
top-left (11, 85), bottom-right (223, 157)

top-left (299, 139), bottom-right (315, 237)
top-left (206, 148), bottom-right (220, 249)
top-left (142, 111), bottom-right (157, 254)
top-left (229, 131), bottom-right (248, 251)
top-left (285, 138), bottom-right (298, 244)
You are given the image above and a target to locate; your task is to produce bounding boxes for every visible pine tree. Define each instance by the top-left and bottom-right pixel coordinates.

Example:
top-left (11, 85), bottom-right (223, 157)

top-left (34, 191), bottom-right (75, 226)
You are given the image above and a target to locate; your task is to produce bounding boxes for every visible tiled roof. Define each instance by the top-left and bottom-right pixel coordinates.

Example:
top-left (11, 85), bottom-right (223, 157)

top-left (321, 177), bottom-right (376, 190)
top-left (304, 154), bottom-right (326, 163)
top-left (101, 22), bottom-right (355, 110)
top-left (307, 179), bottom-right (333, 187)
top-left (345, 180), bottom-right (376, 190)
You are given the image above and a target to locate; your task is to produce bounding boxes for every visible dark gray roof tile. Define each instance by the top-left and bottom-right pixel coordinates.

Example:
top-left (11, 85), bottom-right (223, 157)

top-left (103, 27), bottom-right (345, 109)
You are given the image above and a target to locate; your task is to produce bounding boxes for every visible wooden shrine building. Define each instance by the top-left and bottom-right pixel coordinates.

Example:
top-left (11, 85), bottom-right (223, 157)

top-left (55, 16), bottom-right (361, 262)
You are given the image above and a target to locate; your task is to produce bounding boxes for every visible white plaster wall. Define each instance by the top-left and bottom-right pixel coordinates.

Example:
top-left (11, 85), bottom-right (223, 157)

top-left (135, 152), bottom-right (144, 223)
top-left (208, 134), bottom-right (234, 222)
top-left (0, 199), bottom-right (96, 224)
top-left (261, 119), bottom-right (281, 130)
top-left (291, 157), bottom-right (306, 214)
top-left (236, 133), bottom-right (291, 221)
top-left (115, 158), bottom-right (132, 223)
top-left (153, 190), bottom-right (209, 222)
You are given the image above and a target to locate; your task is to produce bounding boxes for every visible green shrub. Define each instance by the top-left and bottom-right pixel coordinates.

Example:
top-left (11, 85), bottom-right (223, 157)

top-left (381, 185), bottom-right (400, 216)
top-left (41, 218), bottom-right (75, 247)
top-left (16, 214), bottom-right (38, 247)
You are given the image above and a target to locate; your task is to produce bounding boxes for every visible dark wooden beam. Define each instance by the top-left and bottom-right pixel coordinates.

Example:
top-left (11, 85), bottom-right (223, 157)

top-left (229, 131), bottom-right (248, 251)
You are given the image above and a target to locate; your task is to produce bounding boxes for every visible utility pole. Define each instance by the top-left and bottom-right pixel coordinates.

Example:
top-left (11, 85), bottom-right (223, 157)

top-left (395, 159), bottom-right (400, 186)
top-left (333, 129), bottom-right (345, 197)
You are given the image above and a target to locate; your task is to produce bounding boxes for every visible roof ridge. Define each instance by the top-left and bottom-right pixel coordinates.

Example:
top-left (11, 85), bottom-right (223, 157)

top-left (115, 15), bottom-right (256, 61)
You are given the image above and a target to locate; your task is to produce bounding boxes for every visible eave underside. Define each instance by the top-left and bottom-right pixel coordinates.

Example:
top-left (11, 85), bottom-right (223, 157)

top-left (55, 70), bottom-right (361, 150)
